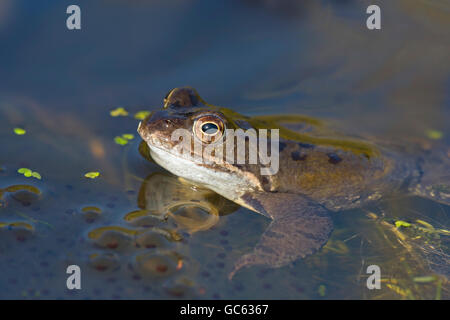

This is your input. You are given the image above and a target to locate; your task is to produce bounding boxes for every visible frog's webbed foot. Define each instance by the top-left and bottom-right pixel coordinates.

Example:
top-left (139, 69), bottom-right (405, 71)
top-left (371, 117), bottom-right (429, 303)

top-left (229, 193), bottom-right (333, 280)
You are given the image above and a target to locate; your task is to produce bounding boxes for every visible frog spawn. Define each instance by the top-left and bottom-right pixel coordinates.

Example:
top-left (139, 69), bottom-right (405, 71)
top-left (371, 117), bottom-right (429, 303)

top-left (0, 184), bottom-right (42, 244)
top-left (85, 173), bottom-right (225, 298)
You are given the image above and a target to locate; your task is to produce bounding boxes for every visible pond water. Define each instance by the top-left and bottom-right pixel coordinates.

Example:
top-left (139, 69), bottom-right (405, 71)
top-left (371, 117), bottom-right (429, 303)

top-left (0, 0), bottom-right (449, 299)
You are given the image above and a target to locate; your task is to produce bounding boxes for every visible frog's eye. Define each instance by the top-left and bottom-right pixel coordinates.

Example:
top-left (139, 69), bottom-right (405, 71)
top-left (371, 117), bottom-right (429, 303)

top-left (193, 115), bottom-right (225, 143)
top-left (201, 122), bottom-right (219, 134)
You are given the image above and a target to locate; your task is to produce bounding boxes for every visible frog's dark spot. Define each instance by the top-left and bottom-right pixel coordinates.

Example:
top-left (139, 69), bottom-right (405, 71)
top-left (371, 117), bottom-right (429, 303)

top-left (291, 151), bottom-right (307, 161)
top-left (327, 153), bottom-right (342, 164)
top-left (190, 199), bottom-right (200, 203)
top-left (279, 142), bottom-right (287, 152)
top-left (298, 142), bottom-right (315, 149)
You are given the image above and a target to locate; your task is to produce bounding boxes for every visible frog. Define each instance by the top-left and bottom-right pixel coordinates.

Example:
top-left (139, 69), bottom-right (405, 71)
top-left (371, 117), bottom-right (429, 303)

top-left (137, 87), bottom-right (450, 279)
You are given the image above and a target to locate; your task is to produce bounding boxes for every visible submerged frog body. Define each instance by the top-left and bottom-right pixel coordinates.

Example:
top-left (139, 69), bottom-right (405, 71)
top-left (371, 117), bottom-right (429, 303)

top-left (138, 87), bottom-right (450, 279)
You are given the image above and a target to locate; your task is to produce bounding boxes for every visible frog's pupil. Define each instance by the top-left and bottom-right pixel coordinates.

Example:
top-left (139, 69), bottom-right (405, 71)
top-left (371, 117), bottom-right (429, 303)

top-left (201, 123), bottom-right (218, 134)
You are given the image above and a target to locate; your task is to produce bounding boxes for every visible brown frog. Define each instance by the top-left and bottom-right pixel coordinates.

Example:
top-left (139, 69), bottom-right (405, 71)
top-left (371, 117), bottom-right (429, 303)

top-left (137, 87), bottom-right (450, 279)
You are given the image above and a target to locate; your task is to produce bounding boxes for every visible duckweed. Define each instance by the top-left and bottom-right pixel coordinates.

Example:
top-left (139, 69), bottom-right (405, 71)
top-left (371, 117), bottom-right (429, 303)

top-left (17, 168), bottom-right (41, 180)
top-left (13, 128), bottom-right (26, 135)
top-left (134, 111), bottom-right (151, 120)
top-left (110, 107), bottom-right (129, 117)
top-left (84, 171), bottom-right (100, 179)
top-left (114, 134), bottom-right (135, 146)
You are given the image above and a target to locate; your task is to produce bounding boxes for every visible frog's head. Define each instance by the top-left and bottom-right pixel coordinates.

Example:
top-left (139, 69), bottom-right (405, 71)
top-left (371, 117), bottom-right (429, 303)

top-left (137, 87), bottom-right (264, 200)
top-left (137, 87), bottom-right (228, 164)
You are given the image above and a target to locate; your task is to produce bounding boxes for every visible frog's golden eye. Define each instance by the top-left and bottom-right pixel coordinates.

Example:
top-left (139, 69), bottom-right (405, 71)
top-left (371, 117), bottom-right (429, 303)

top-left (193, 115), bottom-right (225, 143)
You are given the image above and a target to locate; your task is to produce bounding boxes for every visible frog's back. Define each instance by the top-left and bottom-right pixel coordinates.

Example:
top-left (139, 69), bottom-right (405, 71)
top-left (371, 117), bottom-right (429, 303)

top-left (240, 136), bottom-right (414, 211)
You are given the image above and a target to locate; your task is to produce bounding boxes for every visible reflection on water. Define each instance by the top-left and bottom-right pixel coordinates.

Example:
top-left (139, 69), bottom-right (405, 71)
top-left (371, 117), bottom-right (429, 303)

top-left (0, 0), bottom-right (449, 299)
top-left (85, 172), bottom-right (238, 298)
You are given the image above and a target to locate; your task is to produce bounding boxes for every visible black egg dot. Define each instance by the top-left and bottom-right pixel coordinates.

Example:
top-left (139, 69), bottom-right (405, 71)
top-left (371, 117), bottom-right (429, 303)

top-left (327, 153), bottom-right (342, 164)
top-left (201, 123), bottom-right (218, 134)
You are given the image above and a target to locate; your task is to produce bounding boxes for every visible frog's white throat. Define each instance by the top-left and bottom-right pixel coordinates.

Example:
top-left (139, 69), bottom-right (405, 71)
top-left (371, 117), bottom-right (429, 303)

top-left (147, 144), bottom-right (252, 203)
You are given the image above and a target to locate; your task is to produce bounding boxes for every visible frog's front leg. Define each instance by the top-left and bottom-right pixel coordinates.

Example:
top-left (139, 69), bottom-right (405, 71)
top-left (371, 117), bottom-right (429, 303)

top-left (229, 192), bottom-right (333, 279)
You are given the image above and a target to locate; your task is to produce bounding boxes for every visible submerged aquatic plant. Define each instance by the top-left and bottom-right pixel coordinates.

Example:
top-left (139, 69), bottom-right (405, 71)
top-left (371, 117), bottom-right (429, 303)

top-left (425, 129), bottom-right (443, 140)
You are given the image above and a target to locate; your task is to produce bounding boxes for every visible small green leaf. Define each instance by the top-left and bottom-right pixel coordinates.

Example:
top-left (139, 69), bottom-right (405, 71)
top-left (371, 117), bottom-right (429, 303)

top-left (31, 172), bottom-right (41, 180)
top-left (395, 220), bottom-right (411, 228)
top-left (114, 136), bottom-right (128, 146)
top-left (110, 107), bottom-right (128, 117)
top-left (18, 168), bottom-right (31, 174)
top-left (122, 134), bottom-right (134, 140)
top-left (84, 172), bottom-right (100, 179)
top-left (17, 168), bottom-right (41, 180)
top-left (426, 130), bottom-right (443, 140)
top-left (134, 111), bottom-right (151, 120)
top-left (14, 128), bottom-right (27, 135)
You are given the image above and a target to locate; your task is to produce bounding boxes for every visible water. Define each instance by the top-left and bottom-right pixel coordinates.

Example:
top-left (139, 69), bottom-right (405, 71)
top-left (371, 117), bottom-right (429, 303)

top-left (0, 0), bottom-right (449, 299)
